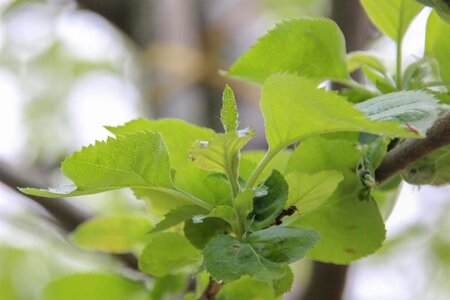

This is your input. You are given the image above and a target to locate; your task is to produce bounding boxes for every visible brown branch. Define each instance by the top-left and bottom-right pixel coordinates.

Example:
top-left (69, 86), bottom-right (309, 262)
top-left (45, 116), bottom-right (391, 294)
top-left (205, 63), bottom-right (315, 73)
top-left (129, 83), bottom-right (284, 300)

top-left (376, 111), bottom-right (450, 183)
top-left (0, 162), bottom-right (138, 270)
top-left (200, 278), bottom-right (223, 300)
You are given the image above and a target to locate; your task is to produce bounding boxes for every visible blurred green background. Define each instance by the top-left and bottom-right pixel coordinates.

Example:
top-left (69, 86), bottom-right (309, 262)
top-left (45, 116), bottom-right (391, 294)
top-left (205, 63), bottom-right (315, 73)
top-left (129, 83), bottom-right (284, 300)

top-left (0, 1), bottom-right (449, 299)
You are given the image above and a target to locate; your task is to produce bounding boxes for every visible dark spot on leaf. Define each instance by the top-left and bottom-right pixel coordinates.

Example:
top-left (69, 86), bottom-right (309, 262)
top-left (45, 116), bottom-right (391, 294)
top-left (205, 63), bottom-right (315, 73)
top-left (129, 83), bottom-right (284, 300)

top-left (343, 248), bottom-right (356, 255)
top-left (346, 225), bottom-right (357, 230)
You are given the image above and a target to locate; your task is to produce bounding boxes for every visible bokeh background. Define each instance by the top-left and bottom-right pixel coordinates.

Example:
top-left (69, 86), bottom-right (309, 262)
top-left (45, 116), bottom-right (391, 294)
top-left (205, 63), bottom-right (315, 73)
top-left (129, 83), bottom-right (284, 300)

top-left (1, 0), bottom-right (449, 299)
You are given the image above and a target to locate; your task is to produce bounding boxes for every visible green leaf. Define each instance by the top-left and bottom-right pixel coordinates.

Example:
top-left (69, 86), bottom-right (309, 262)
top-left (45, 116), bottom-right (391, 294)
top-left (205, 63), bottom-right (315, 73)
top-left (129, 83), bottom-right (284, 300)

top-left (234, 189), bottom-right (256, 238)
top-left (426, 11), bottom-right (450, 81)
top-left (71, 215), bottom-right (152, 254)
top-left (20, 132), bottom-right (213, 210)
top-left (184, 217), bottom-right (229, 249)
top-left (286, 136), bottom-right (386, 263)
top-left (150, 205), bottom-right (208, 233)
top-left (150, 274), bottom-right (188, 300)
top-left (203, 227), bottom-right (319, 281)
top-left (273, 267), bottom-right (294, 297)
top-left (220, 85), bottom-right (239, 132)
top-left (285, 171), bottom-right (344, 213)
top-left (21, 132), bottom-right (173, 196)
top-left (226, 18), bottom-right (348, 84)
top-left (106, 118), bottom-right (215, 170)
top-left (347, 51), bottom-right (387, 74)
top-left (139, 232), bottom-right (200, 277)
top-left (217, 276), bottom-right (276, 300)
top-left (360, 0), bottom-right (423, 41)
top-left (248, 170), bottom-right (288, 231)
top-left (355, 90), bottom-right (440, 135)
top-left (203, 234), bottom-right (285, 281)
top-left (261, 74), bottom-right (415, 152)
top-left (240, 150), bottom-right (292, 181)
top-left (417, 0), bottom-right (450, 23)
top-left (190, 128), bottom-right (255, 174)
top-left (41, 273), bottom-right (148, 300)
top-left (402, 144), bottom-right (450, 186)
top-left (203, 205), bottom-right (238, 230)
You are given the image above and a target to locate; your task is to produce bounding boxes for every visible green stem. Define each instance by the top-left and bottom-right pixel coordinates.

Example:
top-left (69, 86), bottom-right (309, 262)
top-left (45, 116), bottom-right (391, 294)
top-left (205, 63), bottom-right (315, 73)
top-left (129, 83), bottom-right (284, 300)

top-left (396, 1), bottom-right (405, 89)
top-left (245, 146), bottom-right (283, 189)
top-left (159, 188), bottom-right (213, 210)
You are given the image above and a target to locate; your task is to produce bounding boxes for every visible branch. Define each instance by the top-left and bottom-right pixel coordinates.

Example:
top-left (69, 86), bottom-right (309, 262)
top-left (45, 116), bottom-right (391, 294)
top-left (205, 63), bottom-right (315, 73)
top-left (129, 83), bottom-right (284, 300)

top-left (0, 162), bottom-right (138, 269)
top-left (376, 111), bottom-right (450, 183)
top-left (200, 278), bottom-right (223, 300)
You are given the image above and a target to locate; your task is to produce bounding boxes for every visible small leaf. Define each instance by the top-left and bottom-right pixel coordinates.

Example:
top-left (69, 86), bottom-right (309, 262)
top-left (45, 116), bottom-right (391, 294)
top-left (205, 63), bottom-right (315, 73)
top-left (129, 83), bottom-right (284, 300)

top-left (71, 215), bottom-right (152, 254)
top-left (285, 171), bottom-right (344, 213)
top-left (150, 206), bottom-right (208, 233)
top-left (106, 118), bottom-right (215, 170)
top-left (204, 206), bottom-right (237, 230)
top-left (217, 276), bottom-right (276, 300)
top-left (226, 18), bottom-right (348, 84)
top-left (248, 170), bottom-right (288, 231)
top-left (190, 128), bottom-right (255, 174)
top-left (150, 274), bottom-right (188, 300)
top-left (41, 273), bottom-right (148, 300)
top-left (347, 51), bottom-right (387, 74)
top-left (355, 90), bottom-right (440, 135)
top-left (360, 0), bottom-right (423, 41)
top-left (184, 217), bottom-right (229, 249)
top-left (273, 267), bottom-right (294, 297)
top-left (220, 85), bottom-right (239, 132)
top-left (138, 232), bottom-right (201, 277)
top-left (261, 74), bottom-right (415, 152)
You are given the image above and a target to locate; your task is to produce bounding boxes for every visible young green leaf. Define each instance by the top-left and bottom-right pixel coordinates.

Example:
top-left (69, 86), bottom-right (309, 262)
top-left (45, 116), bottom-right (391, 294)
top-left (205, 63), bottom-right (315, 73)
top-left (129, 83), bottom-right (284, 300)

top-left (261, 74), bottom-right (415, 153)
top-left (426, 11), bottom-right (450, 81)
top-left (347, 51), bottom-right (387, 74)
top-left (184, 217), bottom-right (229, 249)
top-left (150, 274), bottom-right (188, 300)
top-left (220, 85), bottom-right (239, 132)
top-left (226, 18), bottom-right (348, 84)
top-left (106, 118), bottom-right (215, 170)
top-left (41, 273), bottom-right (148, 300)
top-left (217, 276), bottom-right (276, 300)
top-left (248, 170), bottom-right (288, 231)
top-left (355, 90), bottom-right (440, 135)
top-left (150, 205), bottom-right (208, 233)
top-left (138, 232), bottom-right (201, 277)
top-left (285, 171), bottom-right (344, 213)
top-left (360, 0), bottom-right (423, 41)
top-left (273, 267), bottom-right (294, 297)
top-left (71, 215), bottom-right (152, 254)
top-left (203, 205), bottom-right (237, 230)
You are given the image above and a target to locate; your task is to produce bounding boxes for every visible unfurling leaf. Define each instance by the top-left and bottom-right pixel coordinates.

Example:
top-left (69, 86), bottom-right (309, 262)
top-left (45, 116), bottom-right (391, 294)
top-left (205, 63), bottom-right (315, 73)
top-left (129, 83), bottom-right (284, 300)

top-left (220, 85), bottom-right (239, 133)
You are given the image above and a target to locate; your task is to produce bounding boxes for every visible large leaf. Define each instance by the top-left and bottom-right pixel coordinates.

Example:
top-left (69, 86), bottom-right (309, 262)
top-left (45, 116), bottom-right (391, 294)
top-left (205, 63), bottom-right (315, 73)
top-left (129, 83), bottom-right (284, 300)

top-left (426, 11), bottom-right (450, 81)
top-left (71, 215), bottom-right (152, 254)
top-left (21, 132), bottom-right (213, 210)
top-left (355, 90), bottom-right (440, 135)
top-left (248, 170), bottom-right (288, 231)
top-left (107, 118), bottom-right (215, 170)
top-left (261, 74), bottom-right (415, 152)
top-left (220, 85), bottom-right (239, 133)
top-left (226, 18), bottom-right (348, 84)
top-left (360, 0), bottom-right (423, 41)
top-left (285, 171), bottom-right (343, 213)
top-left (402, 144), bottom-right (450, 186)
top-left (203, 226), bottom-right (319, 281)
top-left (138, 232), bottom-right (200, 277)
top-left (21, 132), bottom-right (173, 196)
top-left (41, 273), bottom-right (148, 300)
top-left (286, 135), bottom-right (386, 263)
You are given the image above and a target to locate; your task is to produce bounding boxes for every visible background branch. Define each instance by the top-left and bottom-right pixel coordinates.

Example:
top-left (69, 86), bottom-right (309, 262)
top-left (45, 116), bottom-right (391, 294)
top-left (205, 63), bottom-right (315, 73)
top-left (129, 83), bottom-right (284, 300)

top-left (376, 111), bottom-right (450, 183)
